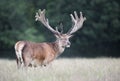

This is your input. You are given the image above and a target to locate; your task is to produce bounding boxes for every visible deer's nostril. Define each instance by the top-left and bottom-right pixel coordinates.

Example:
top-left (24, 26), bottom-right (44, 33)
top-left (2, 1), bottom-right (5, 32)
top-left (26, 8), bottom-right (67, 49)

top-left (66, 42), bottom-right (71, 48)
top-left (68, 42), bottom-right (71, 45)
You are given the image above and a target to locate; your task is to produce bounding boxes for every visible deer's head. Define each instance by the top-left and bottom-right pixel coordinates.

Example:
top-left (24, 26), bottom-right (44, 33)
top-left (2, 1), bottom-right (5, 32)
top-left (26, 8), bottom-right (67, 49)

top-left (35, 9), bottom-right (86, 48)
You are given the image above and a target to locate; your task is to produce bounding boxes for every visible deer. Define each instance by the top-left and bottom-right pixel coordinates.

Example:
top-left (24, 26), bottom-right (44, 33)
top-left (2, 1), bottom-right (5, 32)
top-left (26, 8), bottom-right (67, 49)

top-left (14, 9), bottom-right (86, 68)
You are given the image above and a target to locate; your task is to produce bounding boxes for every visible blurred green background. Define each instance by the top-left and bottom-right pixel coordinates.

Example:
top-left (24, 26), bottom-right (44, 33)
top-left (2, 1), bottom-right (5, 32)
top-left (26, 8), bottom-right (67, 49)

top-left (0, 0), bottom-right (120, 58)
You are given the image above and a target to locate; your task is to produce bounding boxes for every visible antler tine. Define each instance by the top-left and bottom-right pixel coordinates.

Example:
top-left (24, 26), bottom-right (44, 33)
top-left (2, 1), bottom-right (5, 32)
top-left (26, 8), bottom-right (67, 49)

top-left (67, 11), bottom-right (86, 35)
top-left (55, 23), bottom-right (63, 34)
top-left (59, 23), bottom-right (63, 33)
top-left (35, 9), bottom-right (60, 35)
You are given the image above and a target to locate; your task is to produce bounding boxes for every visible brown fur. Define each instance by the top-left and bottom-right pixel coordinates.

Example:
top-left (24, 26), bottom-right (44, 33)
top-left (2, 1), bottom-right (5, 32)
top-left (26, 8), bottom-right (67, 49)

top-left (15, 41), bottom-right (62, 68)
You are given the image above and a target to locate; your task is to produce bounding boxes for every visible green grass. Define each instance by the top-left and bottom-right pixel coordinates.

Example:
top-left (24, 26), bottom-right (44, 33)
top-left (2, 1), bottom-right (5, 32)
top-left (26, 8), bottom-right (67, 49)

top-left (0, 58), bottom-right (120, 81)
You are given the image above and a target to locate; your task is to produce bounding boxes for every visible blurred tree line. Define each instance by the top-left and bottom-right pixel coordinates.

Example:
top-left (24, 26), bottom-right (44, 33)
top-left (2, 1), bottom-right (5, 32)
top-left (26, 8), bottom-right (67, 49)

top-left (0, 0), bottom-right (120, 58)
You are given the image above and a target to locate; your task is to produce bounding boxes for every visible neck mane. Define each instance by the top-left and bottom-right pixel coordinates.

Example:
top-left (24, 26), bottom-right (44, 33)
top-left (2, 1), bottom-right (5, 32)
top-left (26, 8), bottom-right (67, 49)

top-left (50, 40), bottom-right (65, 57)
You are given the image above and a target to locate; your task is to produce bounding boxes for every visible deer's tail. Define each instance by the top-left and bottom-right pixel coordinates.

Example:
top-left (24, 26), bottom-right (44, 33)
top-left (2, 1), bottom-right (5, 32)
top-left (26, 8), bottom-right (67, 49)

top-left (15, 41), bottom-right (25, 68)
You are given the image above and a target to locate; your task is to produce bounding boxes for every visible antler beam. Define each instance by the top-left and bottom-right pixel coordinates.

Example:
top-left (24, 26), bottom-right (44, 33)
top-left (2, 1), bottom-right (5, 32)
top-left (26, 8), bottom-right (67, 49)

top-left (35, 9), bottom-right (60, 35)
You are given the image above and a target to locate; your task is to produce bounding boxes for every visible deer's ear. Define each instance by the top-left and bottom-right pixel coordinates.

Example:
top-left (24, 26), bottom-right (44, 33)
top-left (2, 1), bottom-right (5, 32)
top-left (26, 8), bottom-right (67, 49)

top-left (68, 35), bottom-right (73, 38)
top-left (55, 34), bottom-right (60, 38)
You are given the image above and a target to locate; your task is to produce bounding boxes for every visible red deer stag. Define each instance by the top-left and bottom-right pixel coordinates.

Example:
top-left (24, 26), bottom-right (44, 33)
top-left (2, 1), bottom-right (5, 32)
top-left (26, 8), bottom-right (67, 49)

top-left (15, 9), bottom-right (86, 68)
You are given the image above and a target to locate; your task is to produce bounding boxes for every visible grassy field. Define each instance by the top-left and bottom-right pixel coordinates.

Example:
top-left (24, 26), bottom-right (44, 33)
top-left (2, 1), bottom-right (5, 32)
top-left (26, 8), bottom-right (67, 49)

top-left (0, 58), bottom-right (120, 81)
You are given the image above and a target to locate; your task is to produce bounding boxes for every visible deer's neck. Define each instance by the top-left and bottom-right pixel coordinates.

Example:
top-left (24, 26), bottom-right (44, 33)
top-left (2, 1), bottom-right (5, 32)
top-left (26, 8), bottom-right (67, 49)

top-left (51, 41), bottom-right (65, 57)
